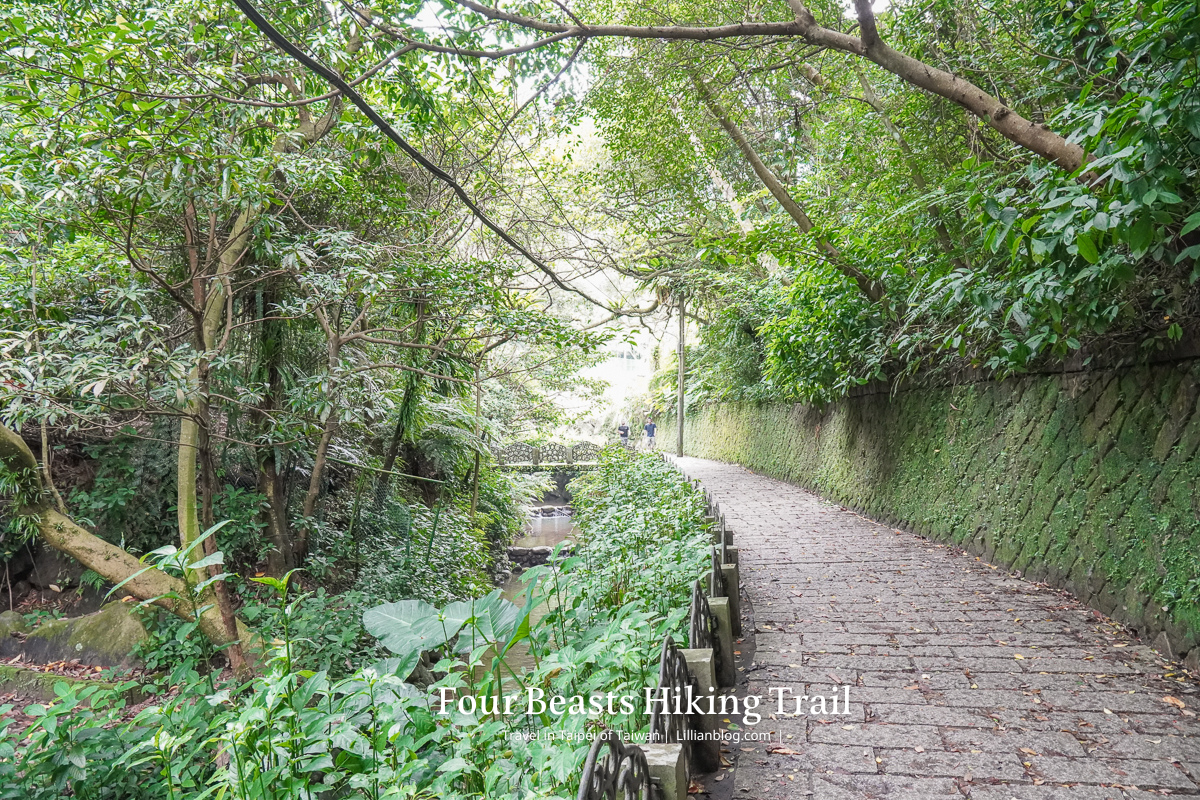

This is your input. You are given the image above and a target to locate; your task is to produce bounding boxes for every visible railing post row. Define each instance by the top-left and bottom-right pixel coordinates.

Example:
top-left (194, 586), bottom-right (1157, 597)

top-left (578, 454), bottom-right (742, 799)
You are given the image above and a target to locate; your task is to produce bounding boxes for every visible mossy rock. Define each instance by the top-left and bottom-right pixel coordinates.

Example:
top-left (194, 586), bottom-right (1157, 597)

top-left (0, 665), bottom-right (143, 704)
top-left (0, 602), bottom-right (148, 668)
top-left (0, 610), bottom-right (28, 638)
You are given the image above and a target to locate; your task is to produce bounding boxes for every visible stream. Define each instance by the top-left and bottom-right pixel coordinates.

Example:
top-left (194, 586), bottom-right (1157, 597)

top-left (493, 505), bottom-right (579, 674)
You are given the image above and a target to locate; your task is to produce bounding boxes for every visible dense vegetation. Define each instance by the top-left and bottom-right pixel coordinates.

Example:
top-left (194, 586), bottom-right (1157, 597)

top-left (583, 0), bottom-right (1200, 405)
top-left (0, 0), bottom-right (611, 668)
top-left (2, 0), bottom-right (1198, 794)
top-left (0, 449), bottom-right (706, 799)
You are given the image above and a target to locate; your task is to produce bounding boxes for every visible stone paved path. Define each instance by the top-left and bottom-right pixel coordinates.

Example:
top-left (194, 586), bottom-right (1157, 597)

top-left (673, 457), bottom-right (1200, 800)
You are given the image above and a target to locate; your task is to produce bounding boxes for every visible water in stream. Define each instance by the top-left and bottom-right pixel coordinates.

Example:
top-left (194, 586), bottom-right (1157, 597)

top-left (493, 505), bottom-right (579, 675)
top-left (509, 505), bottom-right (579, 549)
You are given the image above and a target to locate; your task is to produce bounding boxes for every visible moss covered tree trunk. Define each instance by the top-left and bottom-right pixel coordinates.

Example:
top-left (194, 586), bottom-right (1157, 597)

top-left (0, 426), bottom-right (243, 649)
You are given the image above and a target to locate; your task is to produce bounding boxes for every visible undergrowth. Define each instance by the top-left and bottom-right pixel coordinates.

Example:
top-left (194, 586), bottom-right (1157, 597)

top-left (0, 447), bottom-right (708, 799)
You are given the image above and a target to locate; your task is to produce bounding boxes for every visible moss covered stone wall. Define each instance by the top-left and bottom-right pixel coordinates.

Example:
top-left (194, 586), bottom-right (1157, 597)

top-left (677, 361), bottom-right (1200, 667)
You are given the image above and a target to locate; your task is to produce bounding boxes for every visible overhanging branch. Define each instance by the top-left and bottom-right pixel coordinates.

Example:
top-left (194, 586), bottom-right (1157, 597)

top-left (229, 0), bottom-right (647, 317)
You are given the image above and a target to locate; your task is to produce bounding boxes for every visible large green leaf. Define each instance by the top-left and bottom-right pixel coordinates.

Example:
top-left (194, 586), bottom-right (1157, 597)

top-left (362, 599), bottom-right (445, 658)
top-left (445, 590), bottom-right (521, 652)
top-left (1075, 231), bottom-right (1099, 264)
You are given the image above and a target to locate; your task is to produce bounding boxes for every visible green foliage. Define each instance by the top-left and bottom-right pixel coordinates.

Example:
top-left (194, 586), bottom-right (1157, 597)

top-left (0, 448), bottom-right (709, 799)
top-left (0, 462), bottom-right (42, 548)
top-left (0, 0), bottom-right (604, 589)
top-left (241, 588), bottom-right (381, 678)
top-left (568, 446), bottom-right (709, 614)
top-left (760, 263), bottom-right (884, 404)
top-left (0, 683), bottom-right (156, 800)
top-left (312, 496), bottom-right (494, 607)
top-left (576, 0), bottom-right (1200, 403)
top-left (130, 611), bottom-right (208, 676)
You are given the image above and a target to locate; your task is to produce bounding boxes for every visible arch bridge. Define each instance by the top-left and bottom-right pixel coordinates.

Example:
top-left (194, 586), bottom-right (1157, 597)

top-left (493, 441), bottom-right (604, 499)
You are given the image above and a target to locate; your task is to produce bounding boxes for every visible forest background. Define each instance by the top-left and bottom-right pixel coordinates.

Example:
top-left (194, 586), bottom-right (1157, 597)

top-left (0, 0), bottom-right (1197, 795)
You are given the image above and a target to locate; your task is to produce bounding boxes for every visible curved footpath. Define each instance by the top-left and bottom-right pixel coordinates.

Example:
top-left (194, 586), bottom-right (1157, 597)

top-left (671, 456), bottom-right (1200, 800)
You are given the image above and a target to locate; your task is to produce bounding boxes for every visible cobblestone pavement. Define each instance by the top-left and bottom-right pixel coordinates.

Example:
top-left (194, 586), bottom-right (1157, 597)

top-left (672, 457), bottom-right (1200, 800)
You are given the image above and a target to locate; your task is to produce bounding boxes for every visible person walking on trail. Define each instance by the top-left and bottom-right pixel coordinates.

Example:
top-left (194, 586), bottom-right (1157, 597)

top-left (617, 421), bottom-right (630, 445)
top-left (644, 419), bottom-right (657, 449)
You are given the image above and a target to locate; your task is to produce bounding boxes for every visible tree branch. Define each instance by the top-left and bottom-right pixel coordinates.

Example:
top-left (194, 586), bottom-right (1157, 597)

top-left (229, 0), bottom-right (628, 315)
top-left (853, 0), bottom-right (879, 49)
top-left (692, 75), bottom-right (884, 302)
top-left (442, 0), bottom-right (1087, 172)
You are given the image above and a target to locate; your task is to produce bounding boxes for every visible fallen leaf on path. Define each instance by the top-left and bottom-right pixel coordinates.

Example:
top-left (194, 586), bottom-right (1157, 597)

top-left (766, 745), bottom-right (802, 755)
top-left (1162, 696), bottom-right (1186, 709)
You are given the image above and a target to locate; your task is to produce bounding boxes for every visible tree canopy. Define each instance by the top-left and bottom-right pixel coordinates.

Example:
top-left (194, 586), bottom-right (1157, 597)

top-left (0, 0), bottom-right (1197, 678)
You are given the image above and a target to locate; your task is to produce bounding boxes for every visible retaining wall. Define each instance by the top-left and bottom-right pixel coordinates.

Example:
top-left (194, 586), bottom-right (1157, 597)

top-left (672, 360), bottom-right (1200, 666)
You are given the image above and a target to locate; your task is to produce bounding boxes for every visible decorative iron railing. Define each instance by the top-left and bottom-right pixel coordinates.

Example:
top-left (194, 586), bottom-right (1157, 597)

top-left (708, 547), bottom-right (725, 599)
top-left (576, 729), bottom-right (660, 800)
top-left (688, 580), bottom-right (718, 657)
top-left (647, 634), bottom-right (698, 746)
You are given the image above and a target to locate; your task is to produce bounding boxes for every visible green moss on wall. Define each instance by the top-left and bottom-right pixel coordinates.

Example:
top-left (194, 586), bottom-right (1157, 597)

top-left (675, 361), bottom-right (1200, 664)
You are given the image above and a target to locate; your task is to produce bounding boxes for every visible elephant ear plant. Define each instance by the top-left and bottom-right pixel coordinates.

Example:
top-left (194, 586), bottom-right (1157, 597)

top-left (363, 581), bottom-right (539, 688)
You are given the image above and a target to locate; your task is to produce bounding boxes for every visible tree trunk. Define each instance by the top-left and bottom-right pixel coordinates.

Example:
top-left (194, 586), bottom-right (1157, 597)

top-left (692, 75), bottom-right (885, 302)
top-left (197, 420), bottom-right (248, 676)
top-left (297, 415), bottom-right (338, 563)
top-left (470, 363), bottom-right (482, 522)
top-left (259, 451), bottom-right (294, 575)
top-left (853, 67), bottom-right (967, 270)
top-left (676, 294), bottom-right (685, 458)
top-left (253, 293), bottom-right (295, 575)
top-left (177, 202), bottom-right (253, 674)
top-left (1, 425), bottom-right (247, 650)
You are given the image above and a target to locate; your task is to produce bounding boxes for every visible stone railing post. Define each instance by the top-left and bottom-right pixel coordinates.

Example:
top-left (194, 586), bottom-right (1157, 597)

top-left (641, 744), bottom-right (686, 800)
top-left (680, 647), bottom-right (721, 772)
top-left (721, 560), bottom-right (741, 637)
top-left (708, 597), bottom-right (736, 687)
